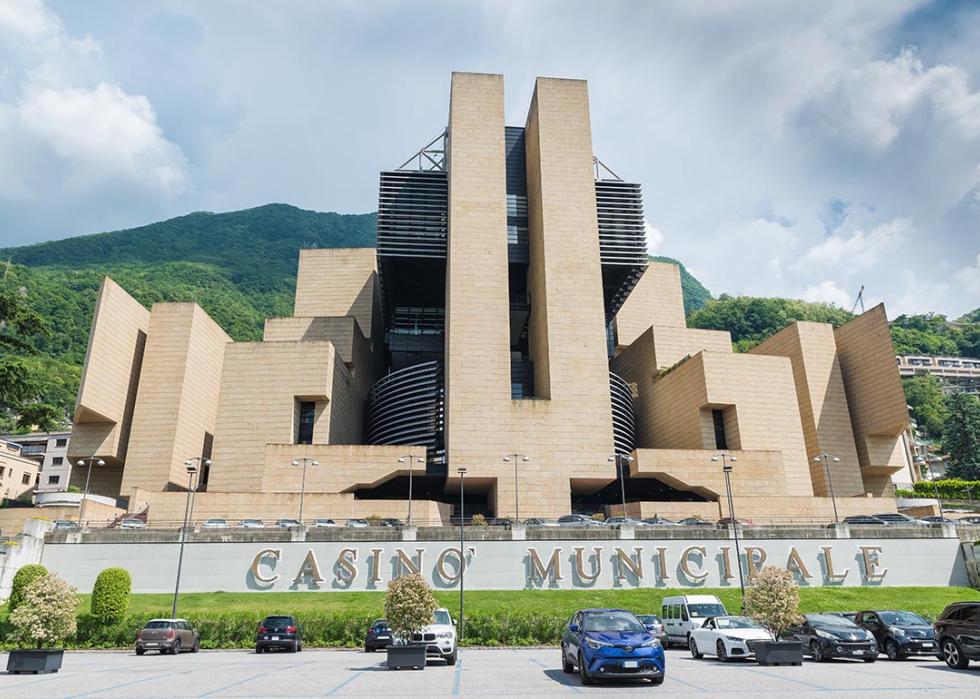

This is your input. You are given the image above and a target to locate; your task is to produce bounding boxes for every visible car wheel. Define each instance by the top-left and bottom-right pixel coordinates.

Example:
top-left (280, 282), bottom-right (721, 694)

top-left (172, 639), bottom-right (182, 655)
top-left (256, 646), bottom-right (263, 654)
top-left (135, 647), bottom-right (145, 656)
top-left (885, 640), bottom-right (904, 661)
top-left (942, 639), bottom-right (969, 670)
top-left (562, 644), bottom-right (574, 673)
top-left (579, 653), bottom-right (593, 686)
top-left (863, 657), bottom-right (877, 663)
top-left (689, 636), bottom-right (702, 659)
top-left (716, 640), bottom-right (728, 663)
top-left (809, 640), bottom-right (825, 662)
top-left (446, 650), bottom-right (457, 666)
top-left (651, 675), bottom-right (664, 685)
top-left (291, 640), bottom-right (299, 653)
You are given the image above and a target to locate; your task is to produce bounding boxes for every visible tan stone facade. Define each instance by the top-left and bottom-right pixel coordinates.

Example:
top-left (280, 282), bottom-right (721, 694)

top-left (64, 72), bottom-right (910, 525)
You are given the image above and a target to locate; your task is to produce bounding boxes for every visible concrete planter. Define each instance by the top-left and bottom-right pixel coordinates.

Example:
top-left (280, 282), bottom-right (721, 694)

top-left (6, 649), bottom-right (65, 674)
top-left (755, 641), bottom-right (803, 666)
top-left (386, 643), bottom-right (427, 670)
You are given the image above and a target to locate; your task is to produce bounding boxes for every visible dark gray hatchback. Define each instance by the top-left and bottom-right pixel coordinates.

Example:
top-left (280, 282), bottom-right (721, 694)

top-left (256, 615), bottom-right (303, 653)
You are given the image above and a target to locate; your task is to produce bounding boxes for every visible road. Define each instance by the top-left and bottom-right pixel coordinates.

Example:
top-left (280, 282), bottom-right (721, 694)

top-left (1, 647), bottom-right (977, 698)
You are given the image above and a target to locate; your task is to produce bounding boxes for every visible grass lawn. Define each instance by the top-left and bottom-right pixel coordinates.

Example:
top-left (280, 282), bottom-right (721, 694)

top-left (64, 586), bottom-right (979, 621)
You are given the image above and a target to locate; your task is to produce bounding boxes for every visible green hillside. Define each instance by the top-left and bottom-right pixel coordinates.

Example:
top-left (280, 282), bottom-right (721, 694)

top-left (650, 255), bottom-right (712, 314)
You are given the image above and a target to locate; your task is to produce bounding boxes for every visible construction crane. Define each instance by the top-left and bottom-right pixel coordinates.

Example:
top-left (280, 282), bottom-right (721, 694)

top-left (851, 285), bottom-right (865, 315)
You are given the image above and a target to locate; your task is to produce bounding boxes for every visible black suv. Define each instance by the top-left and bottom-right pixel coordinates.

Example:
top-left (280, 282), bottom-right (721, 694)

top-left (787, 613), bottom-right (877, 662)
top-left (255, 615), bottom-right (303, 653)
top-left (365, 619), bottom-right (393, 652)
top-left (934, 601), bottom-right (980, 669)
top-left (854, 610), bottom-right (935, 660)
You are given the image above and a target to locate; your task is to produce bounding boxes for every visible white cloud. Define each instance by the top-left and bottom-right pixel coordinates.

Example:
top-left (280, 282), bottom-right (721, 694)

top-left (953, 253), bottom-right (980, 298)
top-left (802, 280), bottom-right (852, 308)
top-left (644, 219), bottom-right (664, 254)
top-left (795, 219), bottom-right (910, 274)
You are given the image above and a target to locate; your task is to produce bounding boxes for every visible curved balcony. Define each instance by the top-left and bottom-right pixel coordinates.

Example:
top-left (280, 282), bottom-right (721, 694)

top-left (609, 371), bottom-right (637, 456)
top-left (365, 361), bottom-right (444, 454)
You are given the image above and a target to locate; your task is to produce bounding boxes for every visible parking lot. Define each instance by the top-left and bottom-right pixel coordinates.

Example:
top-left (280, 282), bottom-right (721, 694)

top-left (1, 647), bottom-right (977, 698)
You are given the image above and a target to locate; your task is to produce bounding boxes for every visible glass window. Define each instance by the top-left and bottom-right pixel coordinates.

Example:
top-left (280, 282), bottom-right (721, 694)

top-left (56, 438), bottom-right (67, 447)
top-left (52, 456), bottom-right (63, 465)
top-left (296, 401), bottom-right (315, 444)
top-left (712, 410), bottom-right (728, 450)
top-left (433, 610), bottom-right (452, 625)
top-left (879, 611), bottom-right (927, 626)
top-left (22, 473), bottom-right (31, 485)
top-left (688, 603), bottom-right (726, 618)
top-left (47, 475), bottom-right (60, 484)
top-left (582, 611), bottom-right (644, 633)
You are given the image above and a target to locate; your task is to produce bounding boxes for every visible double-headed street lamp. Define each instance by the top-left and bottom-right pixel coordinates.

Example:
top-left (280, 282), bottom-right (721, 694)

top-left (173, 457), bottom-right (209, 618)
top-left (711, 453), bottom-right (745, 604)
top-left (502, 454), bottom-right (530, 522)
top-left (813, 453), bottom-right (841, 524)
top-left (291, 457), bottom-right (319, 524)
top-left (457, 466), bottom-right (467, 643)
top-left (607, 453), bottom-right (634, 516)
top-left (75, 456), bottom-right (105, 526)
top-left (398, 454), bottom-right (425, 526)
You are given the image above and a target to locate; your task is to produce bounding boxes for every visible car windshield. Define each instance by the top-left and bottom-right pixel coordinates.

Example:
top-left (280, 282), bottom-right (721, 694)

top-left (636, 615), bottom-right (660, 624)
top-left (582, 611), bottom-right (645, 633)
top-left (145, 621), bottom-right (173, 629)
top-left (373, 620), bottom-right (388, 629)
top-left (714, 616), bottom-right (761, 629)
top-left (879, 611), bottom-right (927, 626)
top-left (433, 610), bottom-right (452, 625)
top-left (808, 614), bottom-right (858, 628)
top-left (689, 604), bottom-right (726, 618)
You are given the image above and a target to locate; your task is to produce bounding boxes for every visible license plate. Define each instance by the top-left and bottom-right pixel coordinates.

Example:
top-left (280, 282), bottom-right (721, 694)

top-left (922, 642), bottom-right (933, 648)
top-left (145, 643), bottom-right (157, 647)
top-left (850, 650), bottom-right (862, 655)
top-left (271, 636), bottom-right (279, 640)
top-left (623, 660), bottom-right (638, 669)
top-left (378, 635), bottom-right (390, 640)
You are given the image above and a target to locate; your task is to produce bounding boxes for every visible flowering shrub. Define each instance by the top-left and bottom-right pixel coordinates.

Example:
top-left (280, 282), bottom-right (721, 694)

top-left (744, 566), bottom-right (802, 638)
top-left (9, 573), bottom-right (78, 649)
top-left (384, 573), bottom-right (438, 643)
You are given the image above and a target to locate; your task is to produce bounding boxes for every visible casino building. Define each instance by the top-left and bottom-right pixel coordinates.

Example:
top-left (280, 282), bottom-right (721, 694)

top-left (66, 73), bottom-right (910, 524)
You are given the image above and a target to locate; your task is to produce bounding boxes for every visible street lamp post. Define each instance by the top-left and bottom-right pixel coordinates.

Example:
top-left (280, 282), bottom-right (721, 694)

top-left (501, 454), bottom-right (530, 521)
top-left (813, 453), bottom-right (841, 524)
top-left (918, 457), bottom-right (945, 520)
top-left (398, 454), bottom-right (425, 526)
top-left (75, 456), bottom-right (105, 526)
top-left (290, 458), bottom-right (319, 525)
top-left (457, 466), bottom-right (467, 643)
top-left (607, 453), bottom-right (634, 516)
top-left (173, 457), bottom-right (208, 618)
top-left (711, 454), bottom-right (745, 605)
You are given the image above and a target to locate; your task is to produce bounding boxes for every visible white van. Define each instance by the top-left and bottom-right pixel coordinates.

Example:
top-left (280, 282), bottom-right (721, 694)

top-left (660, 595), bottom-right (728, 646)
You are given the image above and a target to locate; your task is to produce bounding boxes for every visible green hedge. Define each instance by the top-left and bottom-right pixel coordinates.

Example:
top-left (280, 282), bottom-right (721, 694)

top-left (8, 564), bottom-right (47, 612)
top-left (912, 479), bottom-right (980, 500)
top-left (91, 568), bottom-right (132, 623)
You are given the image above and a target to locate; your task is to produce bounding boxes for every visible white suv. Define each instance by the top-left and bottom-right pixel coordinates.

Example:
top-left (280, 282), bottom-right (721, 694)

top-left (412, 608), bottom-right (457, 665)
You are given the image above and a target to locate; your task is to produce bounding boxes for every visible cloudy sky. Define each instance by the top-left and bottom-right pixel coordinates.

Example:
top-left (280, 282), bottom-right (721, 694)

top-left (1, 0), bottom-right (978, 317)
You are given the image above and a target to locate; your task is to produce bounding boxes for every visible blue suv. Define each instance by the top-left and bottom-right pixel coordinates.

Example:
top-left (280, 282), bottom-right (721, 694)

top-left (561, 609), bottom-right (666, 685)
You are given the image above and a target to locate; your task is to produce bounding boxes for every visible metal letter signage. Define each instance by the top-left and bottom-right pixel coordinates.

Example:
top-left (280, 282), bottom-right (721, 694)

top-left (573, 547), bottom-right (602, 584)
top-left (679, 545), bottom-right (709, 583)
top-left (527, 547), bottom-right (563, 584)
top-left (743, 546), bottom-right (767, 579)
top-left (292, 548), bottom-right (325, 586)
top-left (786, 547), bottom-right (813, 580)
top-left (336, 548), bottom-right (358, 584)
top-left (436, 547), bottom-right (463, 584)
top-left (250, 548), bottom-right (281, 586)
top-left (859, 546), bottom-right (887, 583)
top-left (614, 547), bottom-right (644, 583)
top-left (820, 545), bottom-right (849, 583)
top-left (395, 548), bottom-right (425, 578)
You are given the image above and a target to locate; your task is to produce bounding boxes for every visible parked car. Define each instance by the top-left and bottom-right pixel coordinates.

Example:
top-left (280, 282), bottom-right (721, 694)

top-left (275, 518), bottom-right (301, 528)
top-left (661, 595), bottom-right (728, 647)
top-left (201, 518), bottom-right (228, 529)
top-left (364, 619), bottom-right (392, 652)
top-left (956, 515), bottom-right (980, 525)
top-left (604, 516), bottom-right (644, 528)
top-left (135, 619), bottom-right (200, 655)
top-left (346, 518), bottom-right (369, 528)
top-left (312, 518), bottom-right (337, 528)
top-left (255, 615), bottom-right (303, 653)
top-left (933, 601), bottom-right (980, 669)
top-left (238, 518), bottom-right (265, 529)
top-left (642, 516), bottom-right (677, 526)
top-left (488, 517), bottom-right (513, 527)
top-left (872, 513), bottom-right (926, 526)
top-left (561, 609), bottom-right (665, 685)
top-left (854, 610), bottom-right (935, 660)
top-left (410, 607), bottom-right (457, 665)
top-left (842, 515), bottom-right (889, 526)
top-left (786, 613), bottom-right (877, 662)
top-left (557, 514), bottom-right (603, 527)
top-left (676, 517), bottom-right (713, 527)
top-left (523, 517), bottom-right (559, 528)
top-left (380, 518), bottom-right (403, 527)
top-left (52, 520), bottom-right (78, 530)
top-left (119, 518), bottom-right (146, 529)
top-left (688, 615), bottom-right (774, 661)
top-left (635, 614), bottom-right (668, 647)
top-left (920, 516), bottom-right (959, 524)
top-left (826, 611), bottom-right (858, 623)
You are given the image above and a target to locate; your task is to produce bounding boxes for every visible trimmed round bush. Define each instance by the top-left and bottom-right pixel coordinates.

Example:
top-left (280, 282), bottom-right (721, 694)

top-left (90, 567), bottom-right (132, 622)
top-left (8, 564), bottom-right (47, 612)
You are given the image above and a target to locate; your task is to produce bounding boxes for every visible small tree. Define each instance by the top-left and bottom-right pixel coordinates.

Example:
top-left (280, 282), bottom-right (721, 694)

top-left (9, 573), bottom-right (78, 649)
top-left (470, 513), bottom-right (487, 527)
top-left (366, 513), bottom-right (382, 526)
top-left (744, 566), bottom-right (802, 639)
top-left (91, 567), bottom-right (132, 623)
top-left (384, 572), bottom-right (438, 645)
top-left (8, 563), bottom-right (47, 612)
top-left (591, 512), bottom-right (605, 522)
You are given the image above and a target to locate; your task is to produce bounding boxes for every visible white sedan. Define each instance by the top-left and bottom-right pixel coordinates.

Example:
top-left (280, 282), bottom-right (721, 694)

top-left (688, 616), bottom-right (774, 662)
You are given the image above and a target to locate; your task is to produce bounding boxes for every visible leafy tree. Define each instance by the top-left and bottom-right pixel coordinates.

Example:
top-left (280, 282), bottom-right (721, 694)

top-left (942, 392), bottom-right (980, 480)
top-left (8, 563), bottom-right (48, 612)
top-left (687, 295), bottom-right (853, 351)
top-left (957, 307), bottom-right (980, 324)
top-left (90, 567), bottom-right (132, 623)
top-left (955, 324), bottom-right (980, 359)
top-left (744, 566), bottom-right (802, 638)
top-left (384, 572), bottom-right (438, 643)
top-left (9, 573), bottom-right (78, 649)
top-left (890, 325), bottom-right (958, 356)
top-left (904, 375), bottom-right (949, 441)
